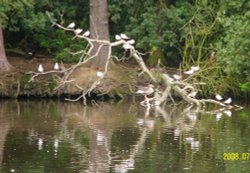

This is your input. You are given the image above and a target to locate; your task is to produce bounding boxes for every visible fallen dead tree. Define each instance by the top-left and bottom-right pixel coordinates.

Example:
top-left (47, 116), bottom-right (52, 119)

top-left (28, 13), bottom-right (243, 113)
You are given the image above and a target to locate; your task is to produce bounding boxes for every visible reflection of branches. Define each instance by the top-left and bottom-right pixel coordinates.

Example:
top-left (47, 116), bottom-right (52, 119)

top-left (58, 102), bottom-right (155, 173)
top-left (154, 104), bottom-right (178, 122)
top-left (153, 102), bottom-right (243, 138)
top-left (114, 127), bottom-right (150, 172)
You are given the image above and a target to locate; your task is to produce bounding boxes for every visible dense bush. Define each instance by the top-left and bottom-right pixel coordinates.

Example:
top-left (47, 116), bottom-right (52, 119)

top-left (2, 0), bottom-right (89, 62)
top-left (1, 0), bottom-right (250, 95)
top-left (215, 1), bottom-right (250, 92)
top-left (109, 0), bottom-right (195, 66)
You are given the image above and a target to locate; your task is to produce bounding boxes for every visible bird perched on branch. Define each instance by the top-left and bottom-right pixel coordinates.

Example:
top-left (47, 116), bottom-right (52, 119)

top-left (188, 91), bottom-right (197, 98)
top-left (120, 33), bottom-right (129, 40)
top-left (38, 64), bottom-right (44, 73)
top-left (67, 22), bottom-right (75, 29)
top-left (74, 28), bottom-right (83, 35)
top-left (173, 74), bottom-right (182, 80)
top-left (83, 30), bottom-right (90, 37)
top-left (123, 43), bottom-right (133, 50)
top-left (184, 69), bottom-right (194, 75)
top-left (127, 39), bottom-right (135, 45)
top-left (115, 34), bottom-right (122, 40)
top-left (215, 94), bottom-right (223, 101)
top-left (184, 66), bottom-right (200, 75)
top-left (223, 98), bottom-right (232, 104)
top-left (191, 66), bottom-right (200, 72)
top-left (54, 63), bottom-right (59, 70)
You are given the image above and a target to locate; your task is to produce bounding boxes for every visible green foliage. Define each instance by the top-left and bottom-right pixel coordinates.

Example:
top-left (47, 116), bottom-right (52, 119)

top-left (195, 66), bottom-right (238, 97)
top-left (147, 47), bottom-right (166, 66)
top-left (179, 1), bottom-right (218, 68)
top-left (47, 79), bottom-right (57, 92)
top-left (3, 0), bottom-right (89, 62)
top-left (21, 73), bottom-right (31, 84)
top-left (35, 29), bottom-right (87, 63)
top-left (2, 0), bottom-right (250, 96)
top-left (240, 83), bottom-right (250, 93)
top-left (109, 0), bottom-right (196, 66)
top-left (109, 0), bottom-right (250, 96)
top-left (214, 1), bottom-right (250, 93)
top-left (0, 0), bottom-right (34, 28)
top-left (215, 13), bottom-right (250, 80)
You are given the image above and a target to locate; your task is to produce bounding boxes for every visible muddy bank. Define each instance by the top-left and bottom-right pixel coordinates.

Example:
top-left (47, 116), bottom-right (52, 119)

top-left (0, 56), bottom-right (140, 99)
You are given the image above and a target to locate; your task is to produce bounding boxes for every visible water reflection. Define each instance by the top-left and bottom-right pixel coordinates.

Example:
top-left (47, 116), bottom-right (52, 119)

top-left (0, 100), bottom-right (249, 173)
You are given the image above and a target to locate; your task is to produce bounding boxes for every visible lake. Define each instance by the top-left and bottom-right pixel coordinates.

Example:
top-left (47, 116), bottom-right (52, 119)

top-left (0, 99), bottom-right (249, 173)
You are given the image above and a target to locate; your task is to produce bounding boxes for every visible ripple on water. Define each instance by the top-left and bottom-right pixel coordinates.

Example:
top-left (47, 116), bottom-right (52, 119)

top-left (0, 100), bottom-right (249, 173)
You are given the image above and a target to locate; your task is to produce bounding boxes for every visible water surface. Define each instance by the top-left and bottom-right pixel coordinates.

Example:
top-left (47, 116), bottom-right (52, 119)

top-left (0, 100), bottom-right (249, 173)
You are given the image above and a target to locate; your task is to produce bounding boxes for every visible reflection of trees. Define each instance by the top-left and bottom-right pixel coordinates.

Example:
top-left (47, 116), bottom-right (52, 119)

top-left (0, 100), bottom-right (142, 172)
top-left (212, 109), bottom-right (250, 173)
top-left (53, 102), bottom-right (250, 173)
top-left (0, 100), bottom-right (16, 166)
top-left (59, 102), bottom-right (141, 173)
top-left (113, 127), bottom-right (151, 172)
top-left (0, 100), bottom-right (203, 172)
top-left (0, 122), bottom-right (9, 166)
top-left (45, 101), bottom-right (156, 173)
top-left (0, 100), bottom-right (248, 173)
top-left (0, 100), bottom-right (90, 172)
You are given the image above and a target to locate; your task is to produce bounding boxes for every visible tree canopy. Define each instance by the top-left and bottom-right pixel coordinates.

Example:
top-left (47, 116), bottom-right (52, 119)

top-left (1, 0), bottom-right (250, 95)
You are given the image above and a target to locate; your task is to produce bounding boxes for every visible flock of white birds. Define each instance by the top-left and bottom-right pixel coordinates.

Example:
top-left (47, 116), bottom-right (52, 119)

top-left (37, 62), bottom-right (59, 73)
top-left (37, 22), bottom-right (233, 106)
top-left (67, 22), bottom-right (90, 37)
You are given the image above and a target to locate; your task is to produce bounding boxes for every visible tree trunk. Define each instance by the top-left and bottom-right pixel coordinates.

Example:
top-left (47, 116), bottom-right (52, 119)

top-left (0, 27), bottom-right (12, 72)
top-left (89, 0), bottom-right (110, 71)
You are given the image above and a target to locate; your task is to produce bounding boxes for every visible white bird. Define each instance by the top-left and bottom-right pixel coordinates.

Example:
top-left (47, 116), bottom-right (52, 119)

top-left (74, 28), bottom-right (83, 35)
top-left (115, 34), bottom-right (122, 40)
top-left (67, 22), bottom-right (75, 29)
top-left (83, 30), bottom-right (90, 37)
top-left (191, 66), bottom-right (200, 72)
top-left (223, 98), bottom-right (232, 104)
top-left (224, 110), bottom-right (232, 117)
top-left (188, 91), bottom-right (197, 98)
top-left (123, 43), bottom-right (133, 50)
top-left (127, 39), bottom-right (135, 45)
top-left (54, 62), bottom-right (59, 70)
top-left (96, 71), bottom-right (104, 78)
top-left (215, 94), bottom-right (223, 100)
top-left (120, 33), bottom-right (129, 39)
top-left (184, 69), bottom-right (194, 75)
top-left (38, 64), bottom-right (44, 73)
top-left (173, 74), bottom-right (182, 80)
